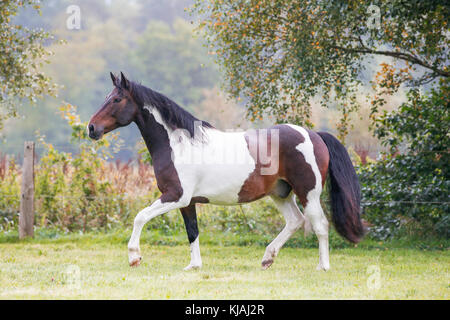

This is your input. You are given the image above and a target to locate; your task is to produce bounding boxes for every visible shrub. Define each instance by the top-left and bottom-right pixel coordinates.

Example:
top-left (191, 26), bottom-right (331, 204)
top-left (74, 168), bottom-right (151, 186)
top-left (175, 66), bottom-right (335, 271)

top-left (0, 154), bottom-right (20, 231)
top-left (33, 104), bottom-right (163, 232)
top-left (358, 80), bottom-right (449, 239)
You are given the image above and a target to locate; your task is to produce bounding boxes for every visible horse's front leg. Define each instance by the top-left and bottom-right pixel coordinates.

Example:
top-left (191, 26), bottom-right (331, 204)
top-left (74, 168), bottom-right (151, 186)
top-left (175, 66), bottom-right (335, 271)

top-left (180, 204), bottom-right (202, 270)
top-left (128, 196), bottom-right (189, 267)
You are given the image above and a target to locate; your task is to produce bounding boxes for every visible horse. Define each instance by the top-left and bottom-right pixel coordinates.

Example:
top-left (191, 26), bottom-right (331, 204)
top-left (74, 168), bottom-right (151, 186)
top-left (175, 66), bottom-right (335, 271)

top-left (88, 72), bottom-right (365, 271)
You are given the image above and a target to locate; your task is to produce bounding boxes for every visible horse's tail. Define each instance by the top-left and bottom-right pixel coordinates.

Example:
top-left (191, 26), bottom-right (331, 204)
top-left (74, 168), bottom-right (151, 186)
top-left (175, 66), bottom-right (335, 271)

top-left (317, 132), bottom-right (365, 243)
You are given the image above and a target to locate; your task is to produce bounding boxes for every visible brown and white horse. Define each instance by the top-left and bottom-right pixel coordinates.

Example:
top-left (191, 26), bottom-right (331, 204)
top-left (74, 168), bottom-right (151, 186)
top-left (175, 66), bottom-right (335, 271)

top-left (88, 72), bottom-right (365, 271)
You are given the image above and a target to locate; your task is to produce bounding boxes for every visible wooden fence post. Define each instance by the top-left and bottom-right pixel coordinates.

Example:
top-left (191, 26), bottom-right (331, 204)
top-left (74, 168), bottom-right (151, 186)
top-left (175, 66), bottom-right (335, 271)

top-left (19, 141), bottom-right (35, 239)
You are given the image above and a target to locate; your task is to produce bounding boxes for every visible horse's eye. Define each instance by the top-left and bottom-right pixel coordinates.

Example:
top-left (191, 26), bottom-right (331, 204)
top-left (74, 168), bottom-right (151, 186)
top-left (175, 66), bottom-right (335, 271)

top-left (114, 98), bottom-right (121, 103)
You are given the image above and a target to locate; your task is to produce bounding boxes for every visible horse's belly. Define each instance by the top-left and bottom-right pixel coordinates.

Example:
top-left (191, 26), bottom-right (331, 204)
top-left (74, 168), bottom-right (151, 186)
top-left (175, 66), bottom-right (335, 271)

top-left (173, 130), bottom-right (256, 205)
top-left (193, 163), bottom-right (255, 205)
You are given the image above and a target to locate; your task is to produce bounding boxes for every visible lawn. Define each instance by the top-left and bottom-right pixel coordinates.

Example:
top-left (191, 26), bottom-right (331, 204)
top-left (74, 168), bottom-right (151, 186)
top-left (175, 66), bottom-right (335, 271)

top-left (0, 231), bottom-right (448, 299)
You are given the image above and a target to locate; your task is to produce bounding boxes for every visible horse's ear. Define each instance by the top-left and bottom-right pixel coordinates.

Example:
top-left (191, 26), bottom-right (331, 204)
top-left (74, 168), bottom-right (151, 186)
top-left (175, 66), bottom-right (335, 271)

top-left (110, 72), bottom-right (118, 87)
top-left (120, 71), bottom-right (129, 90)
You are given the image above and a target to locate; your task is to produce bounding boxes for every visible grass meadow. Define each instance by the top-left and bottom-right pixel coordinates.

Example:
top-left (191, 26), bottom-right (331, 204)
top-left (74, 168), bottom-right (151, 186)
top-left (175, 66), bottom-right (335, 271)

top-left (0, 230), bottom-right (448, 300)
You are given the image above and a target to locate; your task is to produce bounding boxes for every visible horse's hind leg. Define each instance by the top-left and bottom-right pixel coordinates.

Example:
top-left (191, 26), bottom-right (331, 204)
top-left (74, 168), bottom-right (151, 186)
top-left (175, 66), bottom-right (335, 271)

top-left (180, 204), bottom-right (202, 270)
top-left (261, 194), bottom-right (307, 269)
top-left (303, 192), bottom-right (330, 271)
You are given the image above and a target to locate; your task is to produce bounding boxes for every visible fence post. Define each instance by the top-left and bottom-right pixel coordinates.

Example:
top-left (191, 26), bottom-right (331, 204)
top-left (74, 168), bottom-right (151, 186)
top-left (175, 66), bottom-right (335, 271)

top-left (19, 141), bottom-right (35, 239)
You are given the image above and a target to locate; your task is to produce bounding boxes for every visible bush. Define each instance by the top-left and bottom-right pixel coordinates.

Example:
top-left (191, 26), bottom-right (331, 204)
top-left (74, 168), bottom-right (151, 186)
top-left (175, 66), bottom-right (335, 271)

top-left (358, 80), bottom-right (449, 239)
top-left (0, 154), bottom-right (20, 231)
top-left (0, 104), bottom-right (159, 232)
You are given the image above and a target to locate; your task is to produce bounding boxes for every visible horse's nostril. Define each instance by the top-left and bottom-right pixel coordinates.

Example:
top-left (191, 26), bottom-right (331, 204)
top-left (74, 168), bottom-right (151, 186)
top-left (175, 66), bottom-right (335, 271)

top-left (89, 124), bottom-right (95, 133)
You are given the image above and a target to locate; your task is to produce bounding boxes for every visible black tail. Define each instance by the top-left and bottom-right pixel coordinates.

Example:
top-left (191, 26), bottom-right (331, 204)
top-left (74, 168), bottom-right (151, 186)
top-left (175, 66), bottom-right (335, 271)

top-left (317, 132), bottom-right (365, 243)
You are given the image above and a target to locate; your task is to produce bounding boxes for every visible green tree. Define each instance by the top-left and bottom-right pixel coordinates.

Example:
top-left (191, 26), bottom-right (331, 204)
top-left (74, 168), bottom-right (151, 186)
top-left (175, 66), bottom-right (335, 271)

top-left (193, 0), bottom-right (449, 138)
top-left (0, 0), bottom-right (57, 131)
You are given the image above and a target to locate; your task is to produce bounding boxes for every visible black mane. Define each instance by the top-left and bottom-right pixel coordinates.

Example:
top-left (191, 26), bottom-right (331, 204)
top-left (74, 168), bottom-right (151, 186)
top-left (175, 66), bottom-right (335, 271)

top-left (129, 81), bottom-right (213, 137)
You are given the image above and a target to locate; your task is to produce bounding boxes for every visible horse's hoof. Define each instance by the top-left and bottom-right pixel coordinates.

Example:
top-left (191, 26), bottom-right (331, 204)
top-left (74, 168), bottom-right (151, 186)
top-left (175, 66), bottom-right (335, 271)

top-left (316, 263), bottom-right (329, 271)
top-left (129, 256), bottom-right (142, 267)
top-left (183, 264), bottom-right (201, 271)
top-left (261, 259), bottom-right (274, 270)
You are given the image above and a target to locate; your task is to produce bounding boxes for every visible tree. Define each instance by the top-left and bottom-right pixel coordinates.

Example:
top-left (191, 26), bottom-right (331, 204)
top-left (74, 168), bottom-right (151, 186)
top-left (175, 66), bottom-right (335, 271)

top-left (192, 0), bottom-right (449, 138)
top-left (0, 0), bottom-right (57, 131)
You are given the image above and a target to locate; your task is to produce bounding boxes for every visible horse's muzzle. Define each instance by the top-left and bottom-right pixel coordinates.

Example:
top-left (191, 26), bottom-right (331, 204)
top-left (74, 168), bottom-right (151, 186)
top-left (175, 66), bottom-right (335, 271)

top-left (88, 123), bottom-right (103, 140)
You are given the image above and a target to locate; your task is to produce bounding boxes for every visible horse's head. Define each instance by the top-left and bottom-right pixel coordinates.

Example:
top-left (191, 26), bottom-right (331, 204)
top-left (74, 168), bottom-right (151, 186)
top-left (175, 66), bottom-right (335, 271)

top-left (88, 72), bottom-right (139, 140)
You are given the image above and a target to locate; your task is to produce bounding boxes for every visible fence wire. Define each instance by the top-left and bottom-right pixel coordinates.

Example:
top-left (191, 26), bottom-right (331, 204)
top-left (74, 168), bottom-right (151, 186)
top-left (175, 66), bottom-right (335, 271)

top-left (0, 193), bottom-right (448, 205)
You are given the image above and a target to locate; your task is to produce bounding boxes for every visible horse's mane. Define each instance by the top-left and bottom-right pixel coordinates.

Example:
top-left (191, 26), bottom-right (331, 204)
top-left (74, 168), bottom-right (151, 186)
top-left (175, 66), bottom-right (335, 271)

top-left (129, 81), bottom-right (213, 138)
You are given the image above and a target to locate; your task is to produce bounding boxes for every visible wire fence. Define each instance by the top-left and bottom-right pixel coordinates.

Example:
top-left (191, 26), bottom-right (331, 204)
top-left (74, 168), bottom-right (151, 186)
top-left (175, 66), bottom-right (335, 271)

top-left (1, 192), bottom-right (447, 237)
top-left (0, 192), bottom-right (448, 205)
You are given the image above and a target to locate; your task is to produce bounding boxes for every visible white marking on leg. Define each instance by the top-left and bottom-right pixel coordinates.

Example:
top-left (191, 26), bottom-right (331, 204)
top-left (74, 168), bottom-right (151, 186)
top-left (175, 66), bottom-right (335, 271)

top-left (184, 236), bottom-right (202, 270)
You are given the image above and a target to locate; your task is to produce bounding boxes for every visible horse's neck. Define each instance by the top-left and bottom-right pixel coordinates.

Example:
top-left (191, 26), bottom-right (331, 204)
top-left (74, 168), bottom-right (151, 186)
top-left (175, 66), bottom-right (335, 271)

top-left (135, 106), bottom-right (173, 160)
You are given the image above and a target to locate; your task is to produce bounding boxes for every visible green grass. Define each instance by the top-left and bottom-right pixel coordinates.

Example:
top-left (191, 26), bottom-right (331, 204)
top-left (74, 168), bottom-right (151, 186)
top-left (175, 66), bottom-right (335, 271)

top-left (0, 230), bottom-right (448, 299)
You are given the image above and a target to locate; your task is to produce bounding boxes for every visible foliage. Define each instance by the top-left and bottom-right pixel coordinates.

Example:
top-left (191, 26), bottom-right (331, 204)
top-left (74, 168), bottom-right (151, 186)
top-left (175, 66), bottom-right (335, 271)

top-left (192, 0), bottom-right (449, 139)
top-left (0, 104), bottom-right (157, 232)
top-left (0, 153), bottom-right (20, 230)
top-left (0, 0), bottom-right (58, 131)
top-left (358, 79), bottom-right (449, 239)
top-left (1, 0), bottom-right (447, 241)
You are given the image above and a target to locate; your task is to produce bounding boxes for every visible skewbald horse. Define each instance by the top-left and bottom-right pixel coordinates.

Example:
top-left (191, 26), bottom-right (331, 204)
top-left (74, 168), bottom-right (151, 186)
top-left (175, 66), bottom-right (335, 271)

top-left (88, 72), bottom-right (365, 271)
